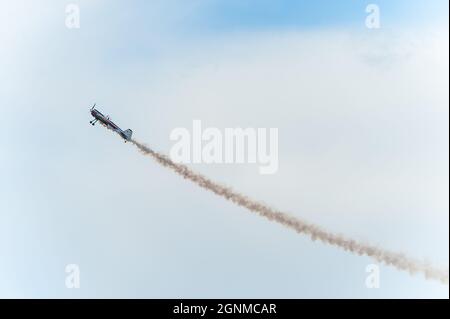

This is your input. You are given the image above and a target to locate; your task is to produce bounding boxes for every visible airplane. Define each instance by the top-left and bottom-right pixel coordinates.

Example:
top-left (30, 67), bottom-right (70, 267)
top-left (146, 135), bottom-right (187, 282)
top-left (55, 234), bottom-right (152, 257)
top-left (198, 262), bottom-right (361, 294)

top-left (89, 104), bottom-right (133, 142)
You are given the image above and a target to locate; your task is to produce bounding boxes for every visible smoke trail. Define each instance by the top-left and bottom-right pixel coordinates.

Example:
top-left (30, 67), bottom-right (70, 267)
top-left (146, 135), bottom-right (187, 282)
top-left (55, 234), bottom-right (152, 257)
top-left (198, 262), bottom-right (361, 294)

top-left (130, 139), bottom-right (448, 284)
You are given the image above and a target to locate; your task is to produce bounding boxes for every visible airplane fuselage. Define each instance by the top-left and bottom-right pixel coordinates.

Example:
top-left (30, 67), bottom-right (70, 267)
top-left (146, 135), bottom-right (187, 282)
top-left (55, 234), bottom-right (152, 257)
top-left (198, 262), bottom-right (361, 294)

top-left (91, 109), bottom-right (120, 130)
top-left (90, 107), bottom-right (133, 141)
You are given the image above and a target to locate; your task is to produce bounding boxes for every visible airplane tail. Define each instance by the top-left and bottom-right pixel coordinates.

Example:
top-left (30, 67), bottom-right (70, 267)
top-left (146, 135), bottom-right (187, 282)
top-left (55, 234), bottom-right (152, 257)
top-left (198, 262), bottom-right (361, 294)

top-left (123, 129), bottom-right (133, 140)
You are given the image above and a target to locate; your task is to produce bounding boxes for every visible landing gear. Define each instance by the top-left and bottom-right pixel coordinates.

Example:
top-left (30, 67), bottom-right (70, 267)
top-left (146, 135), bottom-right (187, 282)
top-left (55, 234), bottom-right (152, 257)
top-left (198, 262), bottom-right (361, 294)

top-left (90, 119), bottom-right (98, 126)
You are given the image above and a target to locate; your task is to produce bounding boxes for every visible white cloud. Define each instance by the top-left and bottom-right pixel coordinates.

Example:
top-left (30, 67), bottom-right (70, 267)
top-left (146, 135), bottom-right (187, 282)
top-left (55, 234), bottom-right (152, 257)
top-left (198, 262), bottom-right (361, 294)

top-left (127, 28), bottom-right (449, 260)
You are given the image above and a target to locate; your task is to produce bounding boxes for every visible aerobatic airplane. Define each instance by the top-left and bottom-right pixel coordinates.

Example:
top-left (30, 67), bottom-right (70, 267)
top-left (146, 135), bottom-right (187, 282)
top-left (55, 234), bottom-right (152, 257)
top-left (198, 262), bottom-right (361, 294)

top-left (89, 104), bottom-right (133, 142)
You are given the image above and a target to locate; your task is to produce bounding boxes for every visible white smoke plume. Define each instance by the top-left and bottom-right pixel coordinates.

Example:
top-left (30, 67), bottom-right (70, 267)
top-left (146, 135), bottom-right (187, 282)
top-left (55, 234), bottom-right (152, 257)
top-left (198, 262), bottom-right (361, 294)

top-left (130, 139), bottom-right (448, 284)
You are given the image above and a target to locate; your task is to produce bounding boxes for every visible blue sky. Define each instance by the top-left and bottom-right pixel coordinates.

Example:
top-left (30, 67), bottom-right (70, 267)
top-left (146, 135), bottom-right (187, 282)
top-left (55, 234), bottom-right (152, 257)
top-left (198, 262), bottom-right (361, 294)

top-left (191, 0), bottom-right (448, 30)
top-left (65, 0), bottom-right (450, 64)
top-left (0, 0), bottom-right (448, 298)
top-left (96, 0), bottom-right (449, 30)
top-left (87, 2), bottom-right (447, 94)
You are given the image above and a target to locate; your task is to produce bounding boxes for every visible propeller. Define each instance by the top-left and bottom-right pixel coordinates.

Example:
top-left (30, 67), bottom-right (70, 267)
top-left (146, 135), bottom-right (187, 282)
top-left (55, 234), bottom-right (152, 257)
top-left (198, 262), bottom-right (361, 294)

top-left (90, 103), bottom-right (96, 110)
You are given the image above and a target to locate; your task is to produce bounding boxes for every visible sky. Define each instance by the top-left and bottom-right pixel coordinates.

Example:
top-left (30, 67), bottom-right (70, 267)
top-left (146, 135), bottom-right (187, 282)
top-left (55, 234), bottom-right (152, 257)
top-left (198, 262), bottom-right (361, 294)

top-left (0, 0), bottom-right (448, 298)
